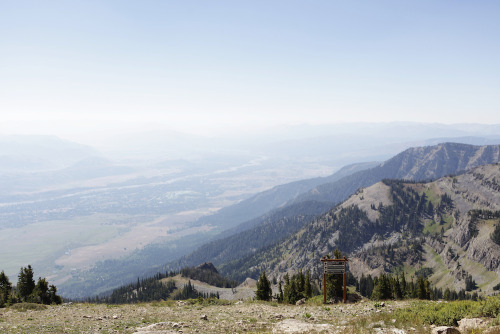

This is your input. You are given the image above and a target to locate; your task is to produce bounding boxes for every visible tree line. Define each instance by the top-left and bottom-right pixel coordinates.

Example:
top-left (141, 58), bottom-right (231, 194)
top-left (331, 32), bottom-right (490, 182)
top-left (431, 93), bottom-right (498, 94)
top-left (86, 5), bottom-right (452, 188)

top-left (0, 265), bottom-right (62, 308)
top-left (255, 249), bottom-right (482, 304)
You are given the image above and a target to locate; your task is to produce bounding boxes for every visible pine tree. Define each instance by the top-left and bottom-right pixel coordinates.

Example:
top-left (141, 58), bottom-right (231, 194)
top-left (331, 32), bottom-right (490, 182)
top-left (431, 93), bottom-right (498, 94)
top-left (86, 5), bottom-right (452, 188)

top-left (256, 271), bottom-right (272, 301)
top-left (31, 277), bottom-right (49, 304)
top-left (371, 274), bottom-right (392, 300)
top-left (444, 288), bottom-right (451, 301)
top-left (17, 265), bottom-right (35, 302)
top-left (491, 223), bottom-right (500, 245)
top-left (286, 279), bottom-right (299, 304)
top-left (400, 272), bottom-right (407, 298)
top-left (297, 270), bottom-right (305, 294)
top-left (304, 270), bottom-right (312, 299)
top-left (417, 276), bottom-right (426, 299)
top-left (393, 275), bottom-right (403, 299)
top-left (0, 270), bottom-right (12, 307)
top-left (48, 284), bottom-right (62, 305)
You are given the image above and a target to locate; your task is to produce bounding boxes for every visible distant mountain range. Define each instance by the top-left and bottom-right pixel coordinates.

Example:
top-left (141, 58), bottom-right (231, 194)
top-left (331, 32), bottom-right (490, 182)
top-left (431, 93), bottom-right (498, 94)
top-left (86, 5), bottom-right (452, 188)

top-left (0, 135), bottom-right (100, 171)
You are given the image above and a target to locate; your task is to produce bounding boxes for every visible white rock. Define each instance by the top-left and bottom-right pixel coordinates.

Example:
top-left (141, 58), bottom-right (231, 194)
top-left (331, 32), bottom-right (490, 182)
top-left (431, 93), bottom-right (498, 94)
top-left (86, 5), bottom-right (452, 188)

top-left (458, 318), bottom-right (486, 332)
top-left (431, 326), bottom-right (460, 334)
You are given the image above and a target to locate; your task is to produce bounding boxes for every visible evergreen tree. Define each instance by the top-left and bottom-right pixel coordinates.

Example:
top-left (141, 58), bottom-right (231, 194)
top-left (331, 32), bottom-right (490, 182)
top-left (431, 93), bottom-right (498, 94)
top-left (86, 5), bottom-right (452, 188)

top-left (304, 270), bottom-right (312, 299)
top-left (17, 265), bottom-right (35, 302)
top-left (443, 288), bottom-right (451, 301)
top-left (277, 281), bottom-right (283, 303)
top-left (48, 285), bottom-right (62, 305)
top-left (491, 223), bottom-right (500, 245)
top-left (297, 270), bottom-right (305, 294)
top-left (31, 277), bottom-right (50, 305)
top-left (416, 276), bottom-right (427, 299)
top-left (256, 271), bottom-right (272, 301)
top-left (285, 279), bottom-right (299, 304)
top-left (393, 275), bottom-right (403, 299)
top-left (0, 270), bottom-right (12, 307)
top-left (400, 272), bottom-right (407, 298)
top-left (371, 274), bottom-right (392, 300)
top-left (465, 275), bottom-right (477, 291)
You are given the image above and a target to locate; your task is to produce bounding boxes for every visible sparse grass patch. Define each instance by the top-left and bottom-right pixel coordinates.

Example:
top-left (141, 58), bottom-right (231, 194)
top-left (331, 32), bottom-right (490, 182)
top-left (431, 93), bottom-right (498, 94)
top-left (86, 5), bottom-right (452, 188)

top-left (10, 303), bottom-right (48, 312)
top-left (393, 297), bottom-right (500, 327)
top-left (105, 304), bottom-right (120, 308)
top-left (151, 300), bottom-right (174, 307)
top-left (305, 295), bottom-right (324, 305)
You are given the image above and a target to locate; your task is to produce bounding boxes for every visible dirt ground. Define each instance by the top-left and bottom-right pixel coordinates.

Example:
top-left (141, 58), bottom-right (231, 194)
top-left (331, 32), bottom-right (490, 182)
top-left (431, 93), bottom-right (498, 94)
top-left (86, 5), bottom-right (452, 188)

top-left (0, 300), bottom-right (434, 334)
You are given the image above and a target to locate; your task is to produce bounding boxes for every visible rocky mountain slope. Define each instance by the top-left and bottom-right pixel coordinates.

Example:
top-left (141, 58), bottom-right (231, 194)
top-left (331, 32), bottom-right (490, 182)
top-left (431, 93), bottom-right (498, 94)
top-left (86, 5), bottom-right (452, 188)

top-left (166, 143), bottom-right (500, 278)
top-left (221, 163), bottom-right (500, 295)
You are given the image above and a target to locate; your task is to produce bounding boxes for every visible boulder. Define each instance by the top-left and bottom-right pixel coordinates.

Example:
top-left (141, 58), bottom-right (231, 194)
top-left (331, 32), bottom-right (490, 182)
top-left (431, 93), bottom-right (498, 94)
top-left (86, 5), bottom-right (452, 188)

top-left (458, 318), bottom-right (486, 332)
top-left (431, 326), bottom-right (461, 334)
top-left (295, 298), bottom-right (306, 306)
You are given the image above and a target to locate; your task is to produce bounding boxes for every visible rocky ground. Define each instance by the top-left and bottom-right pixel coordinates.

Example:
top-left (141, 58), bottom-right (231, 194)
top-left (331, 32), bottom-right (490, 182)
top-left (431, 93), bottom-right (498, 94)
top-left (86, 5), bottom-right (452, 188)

top-left (1, 299), bottom-right (499, 334)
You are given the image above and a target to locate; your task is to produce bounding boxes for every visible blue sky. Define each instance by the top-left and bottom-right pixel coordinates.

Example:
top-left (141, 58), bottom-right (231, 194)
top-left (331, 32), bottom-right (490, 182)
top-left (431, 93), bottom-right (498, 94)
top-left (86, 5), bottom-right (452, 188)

top-left (1, 1), bottom-right (499, 139)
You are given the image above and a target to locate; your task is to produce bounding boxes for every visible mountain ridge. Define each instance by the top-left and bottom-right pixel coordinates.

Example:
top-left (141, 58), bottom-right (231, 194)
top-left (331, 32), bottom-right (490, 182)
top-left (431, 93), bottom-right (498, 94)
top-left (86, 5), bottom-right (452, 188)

top-left (220, 163), bottom-right (500, 294)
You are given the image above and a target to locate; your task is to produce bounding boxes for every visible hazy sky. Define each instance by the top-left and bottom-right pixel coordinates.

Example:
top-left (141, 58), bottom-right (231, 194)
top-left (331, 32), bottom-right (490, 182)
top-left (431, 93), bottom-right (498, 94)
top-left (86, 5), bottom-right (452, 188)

top-left (1, 1), bottom-right (499, 140)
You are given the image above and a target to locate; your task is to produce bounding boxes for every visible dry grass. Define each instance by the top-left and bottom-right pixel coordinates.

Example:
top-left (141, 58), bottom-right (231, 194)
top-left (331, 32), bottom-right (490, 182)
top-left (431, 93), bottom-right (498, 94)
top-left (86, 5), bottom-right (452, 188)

top-left (0, 300), bottom-right (429, 334)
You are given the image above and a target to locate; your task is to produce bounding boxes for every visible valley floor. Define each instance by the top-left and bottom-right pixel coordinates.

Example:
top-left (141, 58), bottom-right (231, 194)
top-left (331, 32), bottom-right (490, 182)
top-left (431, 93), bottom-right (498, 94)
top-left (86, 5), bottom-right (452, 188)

top-left (2, 299), bottom-right (499, 334)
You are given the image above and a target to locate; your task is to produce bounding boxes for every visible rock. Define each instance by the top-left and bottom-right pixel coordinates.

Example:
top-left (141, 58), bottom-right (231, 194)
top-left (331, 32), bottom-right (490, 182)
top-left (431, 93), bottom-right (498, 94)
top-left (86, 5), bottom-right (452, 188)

top-left (134, 322), bottom-right (178, 333)
top-left (200, 314), bottom-right (208, 321)
top-left (458, 318), bottom-right (486, 332)
top-left (431, 326), bottom-right (461, 334)
top-left (295, 298), bottom-right (306, 306)
top-left (273, 319), bottom-right (332, 333)
top-left (113, 315), bottom-right (119, 319)
top-left (380, 302), bottom-right (385, 307)
top-left (347, 293), bottom-right (362, 303)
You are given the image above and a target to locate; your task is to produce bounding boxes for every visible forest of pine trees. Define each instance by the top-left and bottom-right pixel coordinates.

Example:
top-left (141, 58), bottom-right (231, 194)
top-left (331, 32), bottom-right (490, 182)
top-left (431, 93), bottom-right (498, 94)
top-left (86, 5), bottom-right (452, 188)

top-left (0, 265), bottom-right (62, 308)
top-left (88, 266), bottom-right (227, 304)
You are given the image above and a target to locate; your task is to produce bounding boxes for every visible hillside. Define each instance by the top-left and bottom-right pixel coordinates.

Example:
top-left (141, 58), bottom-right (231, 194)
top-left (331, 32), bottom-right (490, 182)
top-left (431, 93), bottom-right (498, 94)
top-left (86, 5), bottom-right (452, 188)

top-left (165, 143), bottom-right (500, 278)
top-left (220, 163), bottom-right (500, 295)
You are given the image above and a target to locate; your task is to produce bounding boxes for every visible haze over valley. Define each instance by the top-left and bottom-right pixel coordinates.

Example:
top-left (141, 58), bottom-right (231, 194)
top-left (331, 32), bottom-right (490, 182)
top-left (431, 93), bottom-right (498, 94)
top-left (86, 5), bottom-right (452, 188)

top-left (1, 124), bottom-right (500, 298)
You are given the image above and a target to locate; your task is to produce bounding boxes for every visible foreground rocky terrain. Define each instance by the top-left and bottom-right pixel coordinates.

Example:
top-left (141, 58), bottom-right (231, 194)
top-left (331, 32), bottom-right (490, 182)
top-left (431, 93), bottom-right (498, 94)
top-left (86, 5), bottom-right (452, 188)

top-left (1, 299), bottom-right (499, 334)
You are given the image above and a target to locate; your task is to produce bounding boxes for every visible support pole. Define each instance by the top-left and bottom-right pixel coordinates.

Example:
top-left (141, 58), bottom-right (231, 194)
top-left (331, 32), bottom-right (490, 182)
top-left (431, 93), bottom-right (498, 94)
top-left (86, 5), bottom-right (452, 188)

top-left (343, 256), bottom-right (347, 303)
top-left (322, 257), bottom-right (326, 304)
